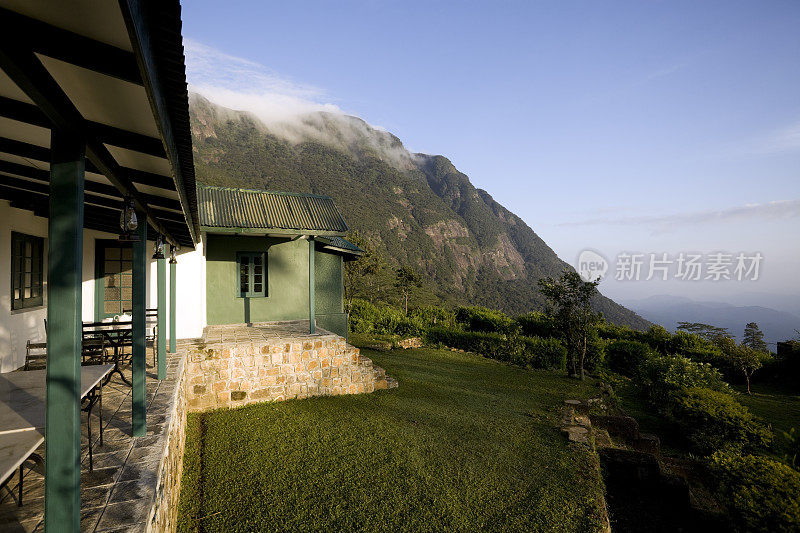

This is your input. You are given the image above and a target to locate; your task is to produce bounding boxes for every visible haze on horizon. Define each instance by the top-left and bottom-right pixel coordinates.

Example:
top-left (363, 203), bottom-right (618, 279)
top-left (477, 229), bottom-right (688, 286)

top-left (182, 0), bottom-right (800, 311)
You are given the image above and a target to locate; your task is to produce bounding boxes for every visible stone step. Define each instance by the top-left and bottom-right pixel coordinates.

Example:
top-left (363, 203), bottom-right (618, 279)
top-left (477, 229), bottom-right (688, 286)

top-left (372, 365), bottom-right (386, 379)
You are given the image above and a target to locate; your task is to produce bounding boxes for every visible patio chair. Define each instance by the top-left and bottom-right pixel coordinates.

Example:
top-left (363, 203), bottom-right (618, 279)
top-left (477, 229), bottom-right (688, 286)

top-left (24, 341), bottom-right (47, 371)
top-left (123, 308), bottom-right (158, 366)
top-left (81, 336), bottom-right (108, 365)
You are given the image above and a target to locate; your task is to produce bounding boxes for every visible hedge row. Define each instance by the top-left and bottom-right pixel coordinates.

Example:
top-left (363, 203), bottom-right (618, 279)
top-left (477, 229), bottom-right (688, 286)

top-left (425, 328), bottom-right (567, 371)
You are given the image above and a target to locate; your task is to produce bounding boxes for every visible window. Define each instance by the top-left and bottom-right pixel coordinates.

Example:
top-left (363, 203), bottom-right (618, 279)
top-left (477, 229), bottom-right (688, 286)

top-left (11, 232), bottom-right (44, 310)
top-left (237, 252), bottom-right (267, 297)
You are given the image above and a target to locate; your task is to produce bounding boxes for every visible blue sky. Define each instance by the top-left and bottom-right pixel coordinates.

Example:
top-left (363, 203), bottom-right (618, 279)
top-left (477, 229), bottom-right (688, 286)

top-left (182, 0), bottom-right (800, 306)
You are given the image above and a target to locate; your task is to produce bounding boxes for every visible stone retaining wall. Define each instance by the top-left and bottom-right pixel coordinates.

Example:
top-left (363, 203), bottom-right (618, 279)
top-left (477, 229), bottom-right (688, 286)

top-left (145, 354), bottom-right (187, 533)
top-left (186, 333), bottom-right (391, 411)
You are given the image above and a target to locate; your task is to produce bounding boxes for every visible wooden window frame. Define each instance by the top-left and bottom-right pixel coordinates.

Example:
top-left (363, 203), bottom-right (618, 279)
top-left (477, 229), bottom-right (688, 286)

top-left (236, 252), bottom-right (267, 298)
top-left (11, 232), bottom-right (44, 310)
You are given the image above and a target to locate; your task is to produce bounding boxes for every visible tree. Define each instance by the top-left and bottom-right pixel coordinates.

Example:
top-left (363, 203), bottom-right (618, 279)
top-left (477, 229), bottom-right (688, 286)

top-left (395, 266), bottom-right (422, 315)
top-left (742, 322), bottom-right (769, 353)
top-left (715, 336), bottom-right (770, 394)
top-left (343, 231), bottom-right (387, 311)
top-left (677, 322), bottom-right (731, 342)
top-left (538, 270), bottom-right (600, 380)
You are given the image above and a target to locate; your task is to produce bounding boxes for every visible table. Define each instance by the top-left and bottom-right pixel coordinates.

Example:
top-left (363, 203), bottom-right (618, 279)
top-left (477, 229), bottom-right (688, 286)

top-left (83, 321), bottom-right (133, 385)
top-left (0, 431), bottom-right (43, 506)
top-left (0, 365), bottom-right (113, 475)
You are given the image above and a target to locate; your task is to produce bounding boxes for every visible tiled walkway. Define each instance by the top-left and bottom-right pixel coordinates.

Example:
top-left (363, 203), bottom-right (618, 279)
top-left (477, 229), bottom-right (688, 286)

top-left (0, 347), bottom-right (187, 532)
top-left (202, 319), bottom-right (331, 345)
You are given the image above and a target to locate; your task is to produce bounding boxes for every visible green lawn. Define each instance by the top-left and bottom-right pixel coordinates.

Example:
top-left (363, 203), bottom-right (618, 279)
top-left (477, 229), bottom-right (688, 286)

top-left (177, 347), bottom-right (607, 532)
top-left (734, 382), bottom-right (800, 456)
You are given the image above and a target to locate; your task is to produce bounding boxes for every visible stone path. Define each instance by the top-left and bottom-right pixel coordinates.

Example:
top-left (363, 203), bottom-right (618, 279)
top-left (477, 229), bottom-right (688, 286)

top-left (0, 348), bottom-right (187, 532)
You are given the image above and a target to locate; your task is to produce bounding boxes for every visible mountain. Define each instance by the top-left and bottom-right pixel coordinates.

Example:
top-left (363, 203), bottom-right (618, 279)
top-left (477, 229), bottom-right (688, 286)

top-left (624, 295), bottom-right (800, 346)
top-left (188, 94), bottom-right (649, 329)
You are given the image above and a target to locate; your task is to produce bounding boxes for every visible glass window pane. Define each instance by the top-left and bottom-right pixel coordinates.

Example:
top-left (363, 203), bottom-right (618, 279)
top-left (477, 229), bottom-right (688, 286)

top-left (104, 301), bottom-right (121, 314)
top-left (121, 261), bottom-right (132, 273)
top-left (24, 241), bottom-right (31, 257)
top-left (14, 289), bottom-right (19, 300)
top-left (24, 258), bottom-right (31, 274)
top-left (105, 274), bottom-right (117, 287)
top-left (121, 274), bottom-right (132, 287)
top-left (122, 288), bottom-right (132, 301)
top-left (254, 283), bottom-right (262, 293)
top-left (121, 248), bottom-right (133, 260)
top-left (24, 287), bottom-right (30, 298)
top-left (105, 287), bottom-right (121, 301)
top-left (24, 273), bottom-right (31, 287)
top-left (253, 255), bottom-right (262, 266)
top-left (106, 247), bottom-right (120, 260)
top-left (105, 261), bottom-right (121, 274)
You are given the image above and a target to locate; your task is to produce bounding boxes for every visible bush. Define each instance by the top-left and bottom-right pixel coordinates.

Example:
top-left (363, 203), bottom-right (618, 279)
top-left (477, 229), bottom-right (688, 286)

top-left (606, 340), bottom-right (651, 377)
top-left (454, 306), bottom-right (519, 335)
top-left (668, 387), bottom-right (772, 455)
top-left (637, 354), bottom-right (730, 405)
top-left (408, 306), bottom-right (455, 329)
top-left (709, 451), bottom-right (800, 532)
top-left (641, 325), bottom-right (671, 354)
top-left (516, 337), bottom-right (567, 370)
top-left (426, 328), bottom-right (510, 360)
top-left (583, 328), bottom-right (606, 373)
top-left (349, 299), bottom-right (426, 337)
top-left (515, 312), bottom-right (556, 338)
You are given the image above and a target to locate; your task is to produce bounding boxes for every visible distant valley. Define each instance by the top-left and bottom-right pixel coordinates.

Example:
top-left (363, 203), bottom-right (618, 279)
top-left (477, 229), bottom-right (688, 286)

top-left (623, 294), bottom-right (800, 347)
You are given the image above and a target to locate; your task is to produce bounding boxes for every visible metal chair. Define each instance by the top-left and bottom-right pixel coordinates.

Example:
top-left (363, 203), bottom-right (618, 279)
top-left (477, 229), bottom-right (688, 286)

top-left (23, 341), bottom-right (47, 371)
top-left (123, 308), bottom-right (158, 366)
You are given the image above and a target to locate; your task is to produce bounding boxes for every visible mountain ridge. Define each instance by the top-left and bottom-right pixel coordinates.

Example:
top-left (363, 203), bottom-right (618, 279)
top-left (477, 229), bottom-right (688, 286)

top-left (189, 93), bottom-right (649, 329)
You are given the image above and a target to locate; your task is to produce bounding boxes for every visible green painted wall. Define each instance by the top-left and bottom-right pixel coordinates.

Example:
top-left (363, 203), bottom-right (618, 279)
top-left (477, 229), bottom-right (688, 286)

top-left (205, 234), bottom-right (346, 334)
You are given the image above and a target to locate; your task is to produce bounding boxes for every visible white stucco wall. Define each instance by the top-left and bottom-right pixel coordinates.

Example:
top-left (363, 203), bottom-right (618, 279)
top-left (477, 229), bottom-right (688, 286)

top-left (0, 200), bottom-right (206, 372)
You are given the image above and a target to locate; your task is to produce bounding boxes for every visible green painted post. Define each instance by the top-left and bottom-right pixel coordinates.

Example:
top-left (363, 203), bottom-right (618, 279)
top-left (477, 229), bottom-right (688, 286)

top-left (132, 220), bottom-right (147, 436)
top-left (44, 129), bottom-right (84, 533)
top-left (169, 248), bottom-right (177, 353)
top-left (157, 248), bottom-right (166, 379)
top-left (309, 237), bottom-right (315, 334)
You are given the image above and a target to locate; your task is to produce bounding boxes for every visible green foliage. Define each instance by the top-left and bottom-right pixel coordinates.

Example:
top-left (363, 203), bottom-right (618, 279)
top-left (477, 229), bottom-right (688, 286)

top-left (516, 311), bottom-right (557, 338)
top-left (784, 428), bottom-right (800, 470)
top-left (742, 322), bottom-right (769, 353)
top-left (676, 322), bottom-right (731, 341)
top-left (709, 451), bottom-right (800, 532)
top-left (454, 306), bottom-right (518, 335)
top-left (606, 340), bottom-right (652, 377)
top-left (667, 387), bottom-right (772, 455)
top-left (349, 299), bottom-right (426, 337)
top-left (425, 328), bottom-right (567, 370)
top-left (426, 328), bottom-right (510, 360)
top-left (637, 353), bottom-right (730, 406)
top-left (395, 266), bottom-right (423, 314)
top-left (538, 270), bottom-right (601, 379)
top-left (516, 337), bottom-right (568, 370)
top-left (343, 230), bottom-right (390, 310)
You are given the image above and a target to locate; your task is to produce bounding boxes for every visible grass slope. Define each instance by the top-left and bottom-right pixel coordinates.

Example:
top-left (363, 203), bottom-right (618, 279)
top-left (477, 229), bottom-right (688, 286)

top-left (177, 347), bottom-right (607, 532)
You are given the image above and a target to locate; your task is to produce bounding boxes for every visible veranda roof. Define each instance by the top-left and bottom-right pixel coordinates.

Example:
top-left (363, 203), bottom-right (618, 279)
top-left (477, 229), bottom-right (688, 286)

top-left (198, 185), bottom-right (349, 236)
top-left (0, 0), bottom-right (199, 247)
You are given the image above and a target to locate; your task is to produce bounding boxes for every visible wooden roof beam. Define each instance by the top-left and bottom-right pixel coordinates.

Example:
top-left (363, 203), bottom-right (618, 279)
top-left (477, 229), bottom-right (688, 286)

top-left (0, 96), bottom-right (166, 159)
top-left (0, 37), bottom-right (182, 247)
top-left (0, 135), bottom-right (175, 190)
top-left (0, 7), bottom-right (142, 86)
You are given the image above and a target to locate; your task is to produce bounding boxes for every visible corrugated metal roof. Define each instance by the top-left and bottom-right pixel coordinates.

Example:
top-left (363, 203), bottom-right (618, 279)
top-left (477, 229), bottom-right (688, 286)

top-left (317, 236), bottom-right (365, 256)
top-left (198, 185), bottom-right (349, 234)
